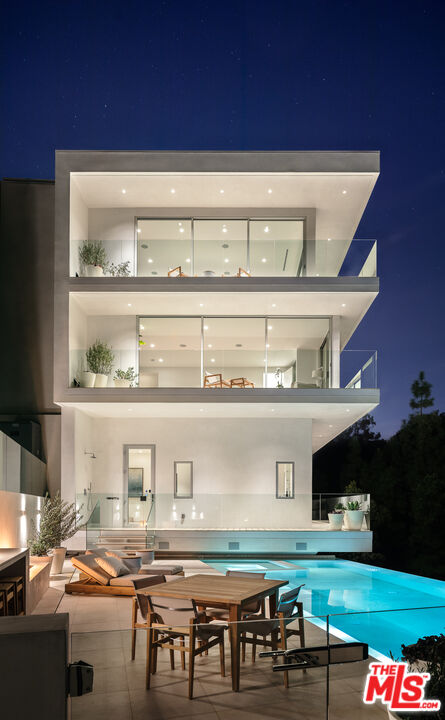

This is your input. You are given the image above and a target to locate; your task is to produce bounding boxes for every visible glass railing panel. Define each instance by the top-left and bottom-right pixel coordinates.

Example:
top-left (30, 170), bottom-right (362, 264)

top-left (194, 219), bottom-right (248, 277)
top-left (203, 317), bottom-right (265, 389)
top-left (267, 318), bottom-right (330, 389)
top-left (69, 342), bottom-right (138, 389)
top-left (138, 316), bottom-right (201, 388)
top-left (341, 350), bottom-right (378, 389)
top-left (312, 493), bottom-right (371, 530)
top-left (308, 239), bottom-right (377, 277)
top-left (136, 218), bottom-right (193, 277)
top-left (249, 219), bottom-right (305, 276)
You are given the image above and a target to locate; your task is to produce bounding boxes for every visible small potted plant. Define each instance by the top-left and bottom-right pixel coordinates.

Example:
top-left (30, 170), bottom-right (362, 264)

top-left (85, 339), bottom-right (114, 387)
top-left (113, 367), bottom-right (138, 388)
top-left (106, 260), bottom-right (131, 277)
top-left (328, 503), bottom-right (344, 530)
top-left (28, 492), bottom-right (83, 575)
top-left (344, 500), bottom-right (364, 531)
top-left (275, 368), bottom-right (284, 388)
top-left (79, 240), bottom-right (107, 277)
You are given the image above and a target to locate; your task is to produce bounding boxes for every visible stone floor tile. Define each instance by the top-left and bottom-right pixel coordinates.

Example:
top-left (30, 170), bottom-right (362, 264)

top-left (71, 690), bottom-right (132, 720)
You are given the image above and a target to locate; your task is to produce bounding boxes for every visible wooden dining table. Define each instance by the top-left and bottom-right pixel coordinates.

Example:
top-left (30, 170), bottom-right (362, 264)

top-left (140, 573), bottom-right (288, 691)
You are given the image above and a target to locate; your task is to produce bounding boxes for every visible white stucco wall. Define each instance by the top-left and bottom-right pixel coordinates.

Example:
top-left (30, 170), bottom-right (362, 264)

top-left (64, 411), bottom-right (313, 529)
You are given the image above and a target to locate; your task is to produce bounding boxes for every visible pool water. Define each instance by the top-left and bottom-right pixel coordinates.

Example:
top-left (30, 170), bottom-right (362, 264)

top-left (207, 558), bottom-right (445, 659)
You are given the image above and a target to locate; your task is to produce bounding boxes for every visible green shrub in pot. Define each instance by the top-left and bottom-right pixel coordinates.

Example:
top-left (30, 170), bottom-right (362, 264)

top-left (86, 340), bottom-right (114, 387)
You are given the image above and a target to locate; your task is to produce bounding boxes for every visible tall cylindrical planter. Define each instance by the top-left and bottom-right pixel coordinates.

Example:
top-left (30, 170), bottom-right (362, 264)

top-left (345, 510), bottom-right (364, 531)
top-left (84, 265), bottom-right (104, 277)
top-left (94, 374), bottom-right (108, 388)
top-left (50, 547), bottom-right (67, 575)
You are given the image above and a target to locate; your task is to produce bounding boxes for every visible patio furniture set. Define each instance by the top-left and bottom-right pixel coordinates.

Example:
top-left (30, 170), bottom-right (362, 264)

top-left (204, 373), bottom-right (255, 388)
top-left (65, 552), bottom-right (306, 698)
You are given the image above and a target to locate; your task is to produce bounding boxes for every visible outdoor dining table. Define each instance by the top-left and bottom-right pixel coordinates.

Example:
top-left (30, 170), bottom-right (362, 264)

top-left (140, 573), bottom-right (288, 691)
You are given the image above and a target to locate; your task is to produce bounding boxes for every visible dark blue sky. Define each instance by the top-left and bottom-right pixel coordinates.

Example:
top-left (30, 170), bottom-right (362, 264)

top-left (1, 0), bottom-right (444, 437)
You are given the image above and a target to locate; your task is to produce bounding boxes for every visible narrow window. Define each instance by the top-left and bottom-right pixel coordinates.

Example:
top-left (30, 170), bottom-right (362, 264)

top-left (174, 461), bottom-right (193, 498)
top-left (276, 462), bottom-right (295, 498)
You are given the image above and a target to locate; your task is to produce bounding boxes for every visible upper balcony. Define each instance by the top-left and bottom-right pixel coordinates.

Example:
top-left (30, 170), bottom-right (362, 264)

top-left (64, 153), bottom-right (379, 285)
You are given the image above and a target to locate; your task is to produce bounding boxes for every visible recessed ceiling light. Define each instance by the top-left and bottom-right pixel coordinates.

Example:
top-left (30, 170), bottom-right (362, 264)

top-left (121, 189), bottom-right (126, 194)
top-left (266, 343), bottom-right (270, 348)
top-left (222, 226), bottom-right (228, 233)
top-left (264, 226), bottom-right (270, 233)
top-left (346, 408), bottom-right (350, 412)
top-left (199, 303), bottom-right (204, 308)
top-left (341, 303), bottom-right (346, 307)
top-left (128, 408), bottom-right (132, 412)
top-left (148, 258), bottom-right (153, 263)
top-left (267, 188), bottom-right (272, 194)
top-left (329, 424), bottom-right (333, 428)
top-left (179, 228), bottom-right (185, 233)
top-left (327, 237), bottom-right (331, 242)
top-left (186, 258), bottom-right (191, 263)
top-left (271, 303), bottom-right (276, 308)
top-left (170, 188), bottom-right (176, 194)
top-left (262, 258), bottom-right (267, 263)
top-left (270, 408), bottom-right (275, 412)
top-left (178, 222), bottom-right (182, 226)
top-left (208, 344), bottom-right (212, 348)
top-left (140, 324), bottom-right (145, 330)
top-left (137, 228), bottom-right (141, 233)
top-left (159, 358), bottom-right (164, 363)
top-left (210, 358), bottom-right (215, 363)
top-left (342, 190), bottom-right (347, 195)
top-left (224, 258), bottom-right (229, 263)
top-left (149, 343), bottom-right (155, 348)
top-left (316, 273), bottom-right (320, 277)
top-left (127, 303), bottom-right (132, 307)
top-left (268, 325), bottom-right (273, 330)
top-left (199, 408), bottom-right (204, 412)
top-left (219, 189), bottom-right (224, 194)
top-left (204, 325), bottom-right (209, 330)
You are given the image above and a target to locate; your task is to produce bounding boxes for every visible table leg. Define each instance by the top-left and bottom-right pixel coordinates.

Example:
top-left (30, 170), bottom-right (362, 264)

top-left (228, 604), bottom-right (241, 692)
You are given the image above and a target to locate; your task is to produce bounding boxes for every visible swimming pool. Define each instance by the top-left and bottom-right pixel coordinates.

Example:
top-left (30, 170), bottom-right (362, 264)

top-left (206, 558), bottom-right (445, 659)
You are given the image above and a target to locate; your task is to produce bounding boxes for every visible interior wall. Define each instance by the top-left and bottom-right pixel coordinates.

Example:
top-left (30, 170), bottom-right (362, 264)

top-left (69, 179), bottom-right (88, 276)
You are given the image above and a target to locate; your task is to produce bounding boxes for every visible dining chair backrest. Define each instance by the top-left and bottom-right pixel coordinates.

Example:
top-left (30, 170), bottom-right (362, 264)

top-left (148, 594), bottom-right (198, 628)
top-left (277, 584), bottom-right (305, 618)
top-left (134, 576), bottom-right (166, 619)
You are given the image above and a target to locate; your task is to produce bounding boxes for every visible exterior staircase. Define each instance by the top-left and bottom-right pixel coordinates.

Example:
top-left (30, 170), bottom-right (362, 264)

top-left (93, 527), bottom-right (156, 552)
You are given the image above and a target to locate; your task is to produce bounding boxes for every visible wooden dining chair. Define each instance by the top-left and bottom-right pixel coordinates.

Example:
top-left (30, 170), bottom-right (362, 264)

top-left (229, 377), bottom-right (255, 388)
top-left (168, 266), bottom-right (189, 277)
top-left (131, 575), bottom-right (168, 660)
top-left (144, 594), bottom-right (226, 699)
top-left (204, 373), bottom-right (231, 388)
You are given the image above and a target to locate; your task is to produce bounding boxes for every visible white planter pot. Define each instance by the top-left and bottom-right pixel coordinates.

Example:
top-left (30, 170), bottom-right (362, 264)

top-left (328, 513), bottom-right (344, 530)
top-left (94, 374), bottom-right (109, 388)
top-left (80, 371), bottom-right (96, 388)
top-left (83, 264), bottom-right (104, 277)
top-left (113, 378), bottom-right (131, 388)
top-left (50, 547), bottom-right (66, 575)
top-left (345, 510), bottom-right (364, 531)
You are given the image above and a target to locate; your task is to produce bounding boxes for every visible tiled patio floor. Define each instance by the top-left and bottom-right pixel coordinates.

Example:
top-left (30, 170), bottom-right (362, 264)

top-left (33, 558), bottom-right (387, 719)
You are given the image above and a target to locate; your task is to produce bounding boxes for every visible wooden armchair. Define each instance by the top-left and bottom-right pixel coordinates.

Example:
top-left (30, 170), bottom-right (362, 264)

top-left (204, 373), bottom-right (231, 388)
top-left (168, 266), bottom-right (188, 277)
top-left (230, 377), bottom-right (255, 388)
top-left (235, 267), bottom-right (251, 277)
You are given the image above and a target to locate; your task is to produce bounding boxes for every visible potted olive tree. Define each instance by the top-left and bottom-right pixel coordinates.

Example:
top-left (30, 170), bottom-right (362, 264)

top-left (28, 492), bottom-right (83, 575)
top-left (86, 340), bottom-right (114, 387)
top-left (113, 367), bottom-right (138, 387)
top-left (79, 240), bottom-right (107, 277)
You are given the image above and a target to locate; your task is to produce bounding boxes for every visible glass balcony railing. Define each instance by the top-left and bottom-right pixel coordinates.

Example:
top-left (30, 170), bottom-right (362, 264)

top-left (341, 350), bottom-right (378, 389)
top-left (71, 228), bottom-right (377, 279)
top-left (77, 492), bottom-right (371, 542)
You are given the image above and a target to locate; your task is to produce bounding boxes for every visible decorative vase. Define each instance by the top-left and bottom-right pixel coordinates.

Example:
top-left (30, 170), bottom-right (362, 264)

top-left (80, 371), bottom-right (96, 388)
top-left (345, 510), bottom-right (364, 531)
top-left (50, 547), bottom-right (67, 575)
top-left (94, 374), bottom-right (108, 387)
top-left (328, 513), bottom-right (344, 530)
top-left (84, 264), bottom-right (104, 277)
top-left (113, 378), bottom-right (131, 388)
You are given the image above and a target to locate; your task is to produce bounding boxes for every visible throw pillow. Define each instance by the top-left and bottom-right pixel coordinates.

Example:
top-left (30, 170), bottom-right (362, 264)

top-left (96, 555), bottom-right (130, 578)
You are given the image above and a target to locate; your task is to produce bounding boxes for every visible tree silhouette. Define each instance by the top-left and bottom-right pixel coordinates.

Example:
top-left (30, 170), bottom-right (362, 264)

top-left (410, 371), bottom-right (434, 415)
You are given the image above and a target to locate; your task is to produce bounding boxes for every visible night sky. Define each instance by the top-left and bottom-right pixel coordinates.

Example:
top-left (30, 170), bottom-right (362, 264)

top-left (1, 0), bottom-right (444, 437)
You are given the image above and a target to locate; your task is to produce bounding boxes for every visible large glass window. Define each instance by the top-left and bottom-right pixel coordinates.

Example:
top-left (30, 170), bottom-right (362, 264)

top-left (138, 317), bottom-right (201, 387)
top-left (194, 220), bottom-right (248, 277)
top-left (250, 219), bottom-right (304, 276)
top-left (203, 318), bottom-right (265, 388)
top-left (137, 219), bottom-right (192, 277)
top-left (266, 318), bottom-right (330, 389)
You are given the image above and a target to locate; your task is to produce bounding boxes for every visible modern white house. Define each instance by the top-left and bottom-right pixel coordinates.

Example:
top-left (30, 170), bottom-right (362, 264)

top-left (54, 151), bottom-right (379, 555)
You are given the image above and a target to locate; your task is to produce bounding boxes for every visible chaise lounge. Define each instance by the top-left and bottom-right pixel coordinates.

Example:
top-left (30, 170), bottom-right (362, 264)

top-left (65, 549), bottom-right (184, 596)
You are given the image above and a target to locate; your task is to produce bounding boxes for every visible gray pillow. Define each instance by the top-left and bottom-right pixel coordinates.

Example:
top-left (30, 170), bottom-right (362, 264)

top-left (96, 555), bottom-right (130, 578)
